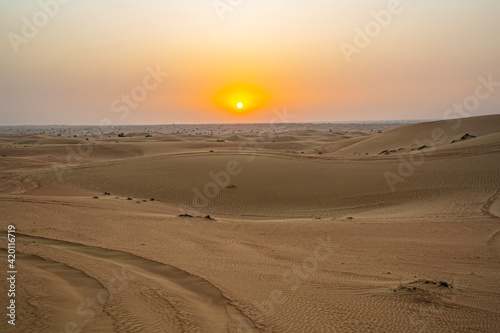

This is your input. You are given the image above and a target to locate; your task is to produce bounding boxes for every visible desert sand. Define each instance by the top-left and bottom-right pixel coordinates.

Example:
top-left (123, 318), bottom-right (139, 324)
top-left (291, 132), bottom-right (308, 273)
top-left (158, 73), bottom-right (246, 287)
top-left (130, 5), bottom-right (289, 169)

top-left (1, 115), bottom-right (500, 332)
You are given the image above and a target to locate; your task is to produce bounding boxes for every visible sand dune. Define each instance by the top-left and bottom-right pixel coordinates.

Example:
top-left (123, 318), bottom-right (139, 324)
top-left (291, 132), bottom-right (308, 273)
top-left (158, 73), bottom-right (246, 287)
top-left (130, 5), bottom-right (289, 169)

top-left (337, 114), bottom-right (500, 155)
top-left (1, 115), bottom-right (500, 332)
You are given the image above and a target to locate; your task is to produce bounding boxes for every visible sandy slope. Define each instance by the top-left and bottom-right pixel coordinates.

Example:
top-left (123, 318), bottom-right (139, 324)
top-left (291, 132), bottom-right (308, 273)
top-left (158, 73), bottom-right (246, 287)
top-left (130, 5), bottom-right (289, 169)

top-left (0, 115), bottom-right (499, 332)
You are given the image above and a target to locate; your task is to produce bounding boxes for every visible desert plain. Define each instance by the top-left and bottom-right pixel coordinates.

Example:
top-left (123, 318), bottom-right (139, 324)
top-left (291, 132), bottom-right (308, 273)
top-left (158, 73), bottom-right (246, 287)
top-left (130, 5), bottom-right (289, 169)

top-left (1, 114), bottom-right (500, 332)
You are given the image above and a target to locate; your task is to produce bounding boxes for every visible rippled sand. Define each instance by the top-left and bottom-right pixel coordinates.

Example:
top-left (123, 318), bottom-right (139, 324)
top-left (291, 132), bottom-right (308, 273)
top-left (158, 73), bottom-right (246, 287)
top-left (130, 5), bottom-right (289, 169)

top-left (1, 115), bottom-right (500, 332)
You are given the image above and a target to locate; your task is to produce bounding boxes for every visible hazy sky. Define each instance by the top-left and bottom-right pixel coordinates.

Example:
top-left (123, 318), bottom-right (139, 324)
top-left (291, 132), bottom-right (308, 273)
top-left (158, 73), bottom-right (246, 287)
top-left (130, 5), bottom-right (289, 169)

top-left (1, 0), bottom-right (499, 125)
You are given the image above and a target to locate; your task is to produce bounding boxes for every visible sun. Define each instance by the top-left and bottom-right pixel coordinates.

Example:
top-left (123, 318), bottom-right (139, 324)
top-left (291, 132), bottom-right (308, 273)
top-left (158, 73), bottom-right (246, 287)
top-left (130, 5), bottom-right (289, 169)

top-left (213, 83), bottom-right (269, 114)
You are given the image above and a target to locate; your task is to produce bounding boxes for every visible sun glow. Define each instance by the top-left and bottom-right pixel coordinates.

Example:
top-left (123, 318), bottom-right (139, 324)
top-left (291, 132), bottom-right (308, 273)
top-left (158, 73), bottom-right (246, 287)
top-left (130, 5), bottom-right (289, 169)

top-left (213, 83), bottom-right (269, 114)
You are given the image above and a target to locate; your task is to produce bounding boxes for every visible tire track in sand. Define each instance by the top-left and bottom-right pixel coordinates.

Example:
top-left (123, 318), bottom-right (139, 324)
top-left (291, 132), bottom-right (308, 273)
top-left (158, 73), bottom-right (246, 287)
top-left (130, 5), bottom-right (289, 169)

top-left (482, 188), bottom-right (500, 218)
top-left (0, 249), bottom-right (116, 333)
top-left (1, 232), bottom-right (259, 333)
top-left (484, 188), bottom-right (500, 260)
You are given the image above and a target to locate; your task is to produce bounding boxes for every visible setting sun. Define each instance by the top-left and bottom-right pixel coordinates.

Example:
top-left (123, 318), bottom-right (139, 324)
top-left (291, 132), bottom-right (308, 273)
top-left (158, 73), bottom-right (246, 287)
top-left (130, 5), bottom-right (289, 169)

top-left (213, 83), bottom-right (269, 114)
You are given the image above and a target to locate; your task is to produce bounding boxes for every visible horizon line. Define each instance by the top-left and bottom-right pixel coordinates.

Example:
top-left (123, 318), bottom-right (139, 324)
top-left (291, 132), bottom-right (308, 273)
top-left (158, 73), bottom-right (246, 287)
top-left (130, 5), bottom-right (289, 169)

top-left (0, 119), bottom-right (437, 127)
top-left (1, 113), bottom-right (498, 127)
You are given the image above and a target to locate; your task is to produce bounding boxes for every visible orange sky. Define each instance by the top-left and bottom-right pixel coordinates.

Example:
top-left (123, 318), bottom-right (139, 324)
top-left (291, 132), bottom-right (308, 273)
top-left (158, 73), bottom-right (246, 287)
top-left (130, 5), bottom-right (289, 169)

top-left (1, 0), bottom-right (499, 125)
